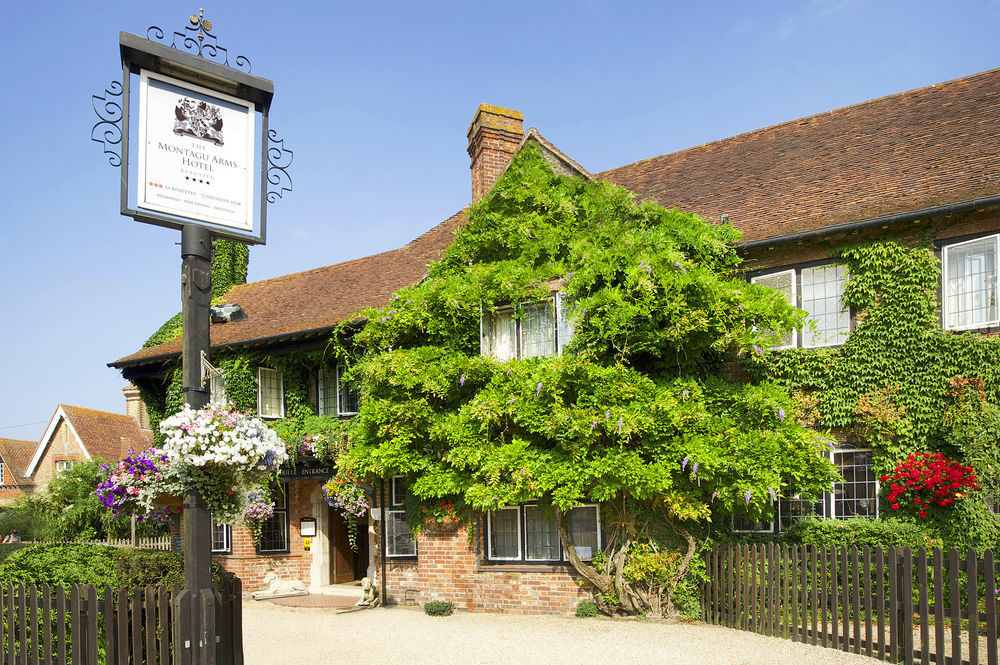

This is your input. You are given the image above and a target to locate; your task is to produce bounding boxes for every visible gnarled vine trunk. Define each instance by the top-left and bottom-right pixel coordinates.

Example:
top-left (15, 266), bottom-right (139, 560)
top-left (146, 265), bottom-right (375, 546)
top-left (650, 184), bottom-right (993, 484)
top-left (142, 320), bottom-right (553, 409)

top-left (555, 500), bottom-right (698, 619)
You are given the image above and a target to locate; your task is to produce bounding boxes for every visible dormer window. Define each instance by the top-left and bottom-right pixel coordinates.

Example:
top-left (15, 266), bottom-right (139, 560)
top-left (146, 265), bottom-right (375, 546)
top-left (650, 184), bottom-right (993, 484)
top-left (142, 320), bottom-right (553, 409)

top-left (481, 293), bottom-right (573, 360)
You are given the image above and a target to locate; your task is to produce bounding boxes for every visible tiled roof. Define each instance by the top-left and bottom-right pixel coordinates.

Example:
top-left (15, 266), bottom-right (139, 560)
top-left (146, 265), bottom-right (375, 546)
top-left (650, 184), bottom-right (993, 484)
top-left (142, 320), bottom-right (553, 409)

top-left (597, 68), bottom-right (1000, 244)
top-left (61, 405), bottom-right (153, 461)
top-left (0, 438), bottom-right (36, 487)
top-left (112, 210), bottom-right (466, 367)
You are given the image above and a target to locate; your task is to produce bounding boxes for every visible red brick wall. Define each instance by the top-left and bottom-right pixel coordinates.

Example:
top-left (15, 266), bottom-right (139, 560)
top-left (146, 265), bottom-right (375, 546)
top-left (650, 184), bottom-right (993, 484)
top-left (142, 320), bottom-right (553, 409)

top-left (213, 479), bottom-right (318, 591)
top-left (374, 507), bottom-right (591, 615)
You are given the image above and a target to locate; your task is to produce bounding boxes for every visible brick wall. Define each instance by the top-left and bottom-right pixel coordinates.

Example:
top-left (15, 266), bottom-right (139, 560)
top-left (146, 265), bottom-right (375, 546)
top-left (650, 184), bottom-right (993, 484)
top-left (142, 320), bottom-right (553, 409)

top-left (467, 104), bottom-right (524, 203)
top-left (213, 479), bottom-right (317, 591)
top-left (374, 496), bottom-right (591, 615)
top-left (32, 420), bottom-right (87, 491)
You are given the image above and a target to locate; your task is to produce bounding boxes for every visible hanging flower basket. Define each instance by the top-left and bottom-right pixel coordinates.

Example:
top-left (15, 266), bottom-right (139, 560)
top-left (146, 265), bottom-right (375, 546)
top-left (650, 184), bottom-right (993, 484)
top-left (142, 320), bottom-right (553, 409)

top-left (322, 473), bottom-right (369, 551)
top-left (98, 404), bottom-right (288, 526)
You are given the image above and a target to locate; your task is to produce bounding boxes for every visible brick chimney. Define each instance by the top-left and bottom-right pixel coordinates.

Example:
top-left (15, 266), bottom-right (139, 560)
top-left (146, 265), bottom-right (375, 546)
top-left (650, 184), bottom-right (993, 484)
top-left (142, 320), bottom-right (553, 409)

top-left (123, 384), bottom-right (150, 430)
top-left (467, 104), bottom-right (524, 202)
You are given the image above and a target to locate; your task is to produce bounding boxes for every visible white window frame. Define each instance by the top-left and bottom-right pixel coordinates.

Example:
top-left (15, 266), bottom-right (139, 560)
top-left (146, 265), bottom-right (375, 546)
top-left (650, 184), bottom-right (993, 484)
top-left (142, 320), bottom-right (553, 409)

top-left (256, 367), bottom-right (285, 419)
top-left (0, 463), bottom-right (6, 486)
top-left (486, 507), bottom-right (522, 561)
top-left (555, 292), bottom-right (575, 356)
top-left (751, 269), bottom-right (797, 349)
top-left (942, 234), bottom-right (1000, 331)
top-left (481, 293), bottom-right (571, 361)
top-left (732, 510), bottom-right (775, 534)
top-left (55, 460), bottom-right (75, 476)
top-left (385, 476), bottom-right (416, 558)
top-left (828, 448), bottom-right (879, 520)
top-left (336, 365), bottom-right (359, 416)
top-left (484, 504), bottom-right (601, 562)
top-left (210, 516), bottom-right (231, 554)
top-left (800, 264), bottom-right (851, 349)
top-left (522, 504), bottom-right (562, 562)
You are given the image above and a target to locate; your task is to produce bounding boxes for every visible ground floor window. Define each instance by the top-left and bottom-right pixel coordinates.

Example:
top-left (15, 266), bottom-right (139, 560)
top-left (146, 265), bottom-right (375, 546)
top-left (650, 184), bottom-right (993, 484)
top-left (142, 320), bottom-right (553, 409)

top-left (385, 476), bottom-right (416, 557)
top-left (256, 483), bottom-right (289, 554)
top-left (732, 447), bottom-right (876, 533)
top-left (211, 516), bottom-right (231, 554)
top-left (486, 504), bottom-right (601, 563)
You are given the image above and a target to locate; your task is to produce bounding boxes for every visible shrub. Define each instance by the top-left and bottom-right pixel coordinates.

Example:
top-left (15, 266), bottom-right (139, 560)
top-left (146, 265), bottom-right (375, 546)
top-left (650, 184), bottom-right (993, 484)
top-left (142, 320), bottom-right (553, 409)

top-left (781, 517), bottom-right (941, 551)
top-left (423, 600), bottom-right (454, 616)
top-left (0, 544), bottom-right (234, 589)
top-left (575, 599), bottom-right (600, 617)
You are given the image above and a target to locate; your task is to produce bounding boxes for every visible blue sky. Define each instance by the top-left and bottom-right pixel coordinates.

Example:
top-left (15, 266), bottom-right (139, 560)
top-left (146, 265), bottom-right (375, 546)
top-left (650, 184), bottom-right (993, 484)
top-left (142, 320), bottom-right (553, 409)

top-left (2, 0), bottom-right (998, 442)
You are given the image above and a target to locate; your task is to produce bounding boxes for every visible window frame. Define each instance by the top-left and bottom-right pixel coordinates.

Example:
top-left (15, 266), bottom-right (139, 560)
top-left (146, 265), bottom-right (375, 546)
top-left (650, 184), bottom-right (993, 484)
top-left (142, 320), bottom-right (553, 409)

top-left (384, 476), bottom-right (416, 559)
top-left (256, 367), bottom-right (285, 420)
top-left (483, 504), bottom-right (602, 564)
top-left (940, 233), bottom-right (1000, 331)
top-left (481, 293), bottom-right (572, 361)
top-left (210, 516), bottom-right (232, 555)
top-left (828, 447), bottom-right (879, 520)
top-left (318, 368), bottom-right (337, 416)
top-left (255, 483), bottom-right (290, 555)
top-left (55, 460), bottom-right (75, 477)
top-left (800, 263), bottom-right (852, 349)
top-left (0, 463), bottom-right (5, 486)
top-left (749, 261), bottom-right (853, 350)
top-left (336, 365), bottom-right (359, 416)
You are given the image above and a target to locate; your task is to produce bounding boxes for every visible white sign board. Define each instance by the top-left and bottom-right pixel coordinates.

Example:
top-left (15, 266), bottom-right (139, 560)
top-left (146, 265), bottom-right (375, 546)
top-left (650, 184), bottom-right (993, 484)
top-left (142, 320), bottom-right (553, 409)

top-left (137, 70), bottom-right (255, 231)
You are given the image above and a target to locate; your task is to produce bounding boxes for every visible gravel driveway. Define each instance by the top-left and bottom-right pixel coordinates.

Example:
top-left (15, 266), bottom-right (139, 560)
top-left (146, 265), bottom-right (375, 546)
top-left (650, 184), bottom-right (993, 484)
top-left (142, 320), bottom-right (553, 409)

top-left (243, 603), bottom-right (884, 665)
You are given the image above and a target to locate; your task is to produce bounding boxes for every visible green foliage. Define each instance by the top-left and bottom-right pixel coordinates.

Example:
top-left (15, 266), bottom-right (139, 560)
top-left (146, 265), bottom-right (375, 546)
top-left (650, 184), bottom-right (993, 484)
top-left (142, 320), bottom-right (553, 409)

top-left (0, 544), bottom-right (233, 589)
top-left (0, 544), bottom-right (117, 586)
top-left (781, 517), bottom-right (941, 551)
top-left (575, 599), bottom-right (601, 617)
top-left (422, 600), bottom-right (454, 616)
top-left (0, 544), bottom-right (29, 566)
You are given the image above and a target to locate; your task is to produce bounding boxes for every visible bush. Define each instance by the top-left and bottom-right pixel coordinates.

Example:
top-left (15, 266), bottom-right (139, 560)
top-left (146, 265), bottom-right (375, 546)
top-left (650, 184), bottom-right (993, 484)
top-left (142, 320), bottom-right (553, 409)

top-left (781, 517), bottom-right (941, 551)
top-left (423, 600), bottom-right (454, 616)
top-left (575, 599), bottom-right (600, 617)
top-left (0, 544), bottom-right (235, 589)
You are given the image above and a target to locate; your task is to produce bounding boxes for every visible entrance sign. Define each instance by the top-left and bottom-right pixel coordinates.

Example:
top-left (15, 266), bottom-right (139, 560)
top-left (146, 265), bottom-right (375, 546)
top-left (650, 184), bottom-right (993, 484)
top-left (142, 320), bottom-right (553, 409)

top-left (138, 71), bottom-right (255, 231)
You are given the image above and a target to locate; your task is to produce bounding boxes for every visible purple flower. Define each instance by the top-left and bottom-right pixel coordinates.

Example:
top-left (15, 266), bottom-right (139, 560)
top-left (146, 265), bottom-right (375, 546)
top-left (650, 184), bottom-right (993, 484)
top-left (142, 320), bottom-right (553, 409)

top-left (824, 439), bottom-right (835, 450)
top-left (776, 407), bottom-right (785, 421)
top-left (617, 418), bottom-right (623, 434)
top-left (535, 382), bottom-right (543, 398)
top-left (590, 421), bottom-right (598, 432)
top-left (738, 304), bottom-right (744, 312)
top-left (507, 398), bottom-right (516, 404)
top-left (605, 410), bottom-right (611, 421)
top-left (639, 261), bottom-right (646, 268)
top-left (768, 487), bottom-right (777, 502)
top-left (681, 389), bottom-right (689, 399)
top-left (459, 375), bottom-right (466, 387)
top-left (711, 491), bottom-right (719, 501)
top-left (744, 489), bottom-right (752, 506)
top-left (682, 456), bottom-right (690, 471)
top-left (752, 345), bottom-right (764, 356)
top-left (692, 461), bottom-right (699, 475)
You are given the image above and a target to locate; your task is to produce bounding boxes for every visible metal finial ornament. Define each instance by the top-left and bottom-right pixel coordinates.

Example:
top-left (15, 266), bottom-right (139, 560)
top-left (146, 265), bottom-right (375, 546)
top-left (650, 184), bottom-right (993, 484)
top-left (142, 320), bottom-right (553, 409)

top-left (266, 130), bottom-right (294, 203)
top-left (90, 81), bottom-right (123, 166)
top-left (146, 9), bottom-right (251, 72)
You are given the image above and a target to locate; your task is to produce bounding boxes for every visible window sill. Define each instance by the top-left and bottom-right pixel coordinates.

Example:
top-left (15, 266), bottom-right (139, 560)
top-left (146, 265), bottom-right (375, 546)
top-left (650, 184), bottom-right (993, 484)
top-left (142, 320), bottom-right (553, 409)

top-left (477, 560), bottom-right (579, 573)
top-left (386, 555), bottom-right (418, 563)
top-left (254, 550), bottom-right (291, 556)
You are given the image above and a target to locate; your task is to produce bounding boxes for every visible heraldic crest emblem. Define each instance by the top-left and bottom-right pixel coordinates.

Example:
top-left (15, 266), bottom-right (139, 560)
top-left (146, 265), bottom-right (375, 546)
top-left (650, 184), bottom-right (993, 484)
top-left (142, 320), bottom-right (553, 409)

top-left (173, 97), bottom-right (224, 146)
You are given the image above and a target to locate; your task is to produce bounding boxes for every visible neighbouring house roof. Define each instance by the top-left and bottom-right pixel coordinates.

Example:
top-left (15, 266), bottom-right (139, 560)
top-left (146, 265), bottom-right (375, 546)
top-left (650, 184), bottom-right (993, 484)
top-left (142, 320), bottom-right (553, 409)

top-left (0, 438), bottom-right (36, 488)
top-left (111, 210), bottom-right (467, 369)
top-left (598, 67), bottom-right (1000, 244)
top-left (25, 405), bottom-right (154, 477)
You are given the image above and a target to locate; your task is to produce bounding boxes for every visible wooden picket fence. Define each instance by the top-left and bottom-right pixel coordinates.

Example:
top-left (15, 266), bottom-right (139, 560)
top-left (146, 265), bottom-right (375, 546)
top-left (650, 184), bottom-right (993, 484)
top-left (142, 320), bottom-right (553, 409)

top-left (703, 544), bottom-right (999, 665)
top-left (23, 538), bottom-right (172, 552)
top-left (0, 578), bottom-right (242, 665)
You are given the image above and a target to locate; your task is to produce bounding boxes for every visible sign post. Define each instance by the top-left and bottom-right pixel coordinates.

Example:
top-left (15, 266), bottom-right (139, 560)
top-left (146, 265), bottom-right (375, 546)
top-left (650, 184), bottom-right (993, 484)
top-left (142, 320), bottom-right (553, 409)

top-left (92, 12), bottom-right (293, 665)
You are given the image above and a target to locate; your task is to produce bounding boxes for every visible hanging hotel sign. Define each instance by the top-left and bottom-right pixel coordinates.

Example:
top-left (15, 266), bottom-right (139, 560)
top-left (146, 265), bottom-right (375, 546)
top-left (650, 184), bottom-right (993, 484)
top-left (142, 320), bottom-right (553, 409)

top-left (138, 71), bottom-right (255, 231)
top-left (95, 19), bottom-right (292, 246)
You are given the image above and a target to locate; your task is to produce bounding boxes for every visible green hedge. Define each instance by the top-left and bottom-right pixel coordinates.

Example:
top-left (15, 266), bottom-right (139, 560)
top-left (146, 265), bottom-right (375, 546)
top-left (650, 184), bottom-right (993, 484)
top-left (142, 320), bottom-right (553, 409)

top-left (0, 545), bottom-right (234, 589)
top-left (780, 517), bottom-right (942, 551)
